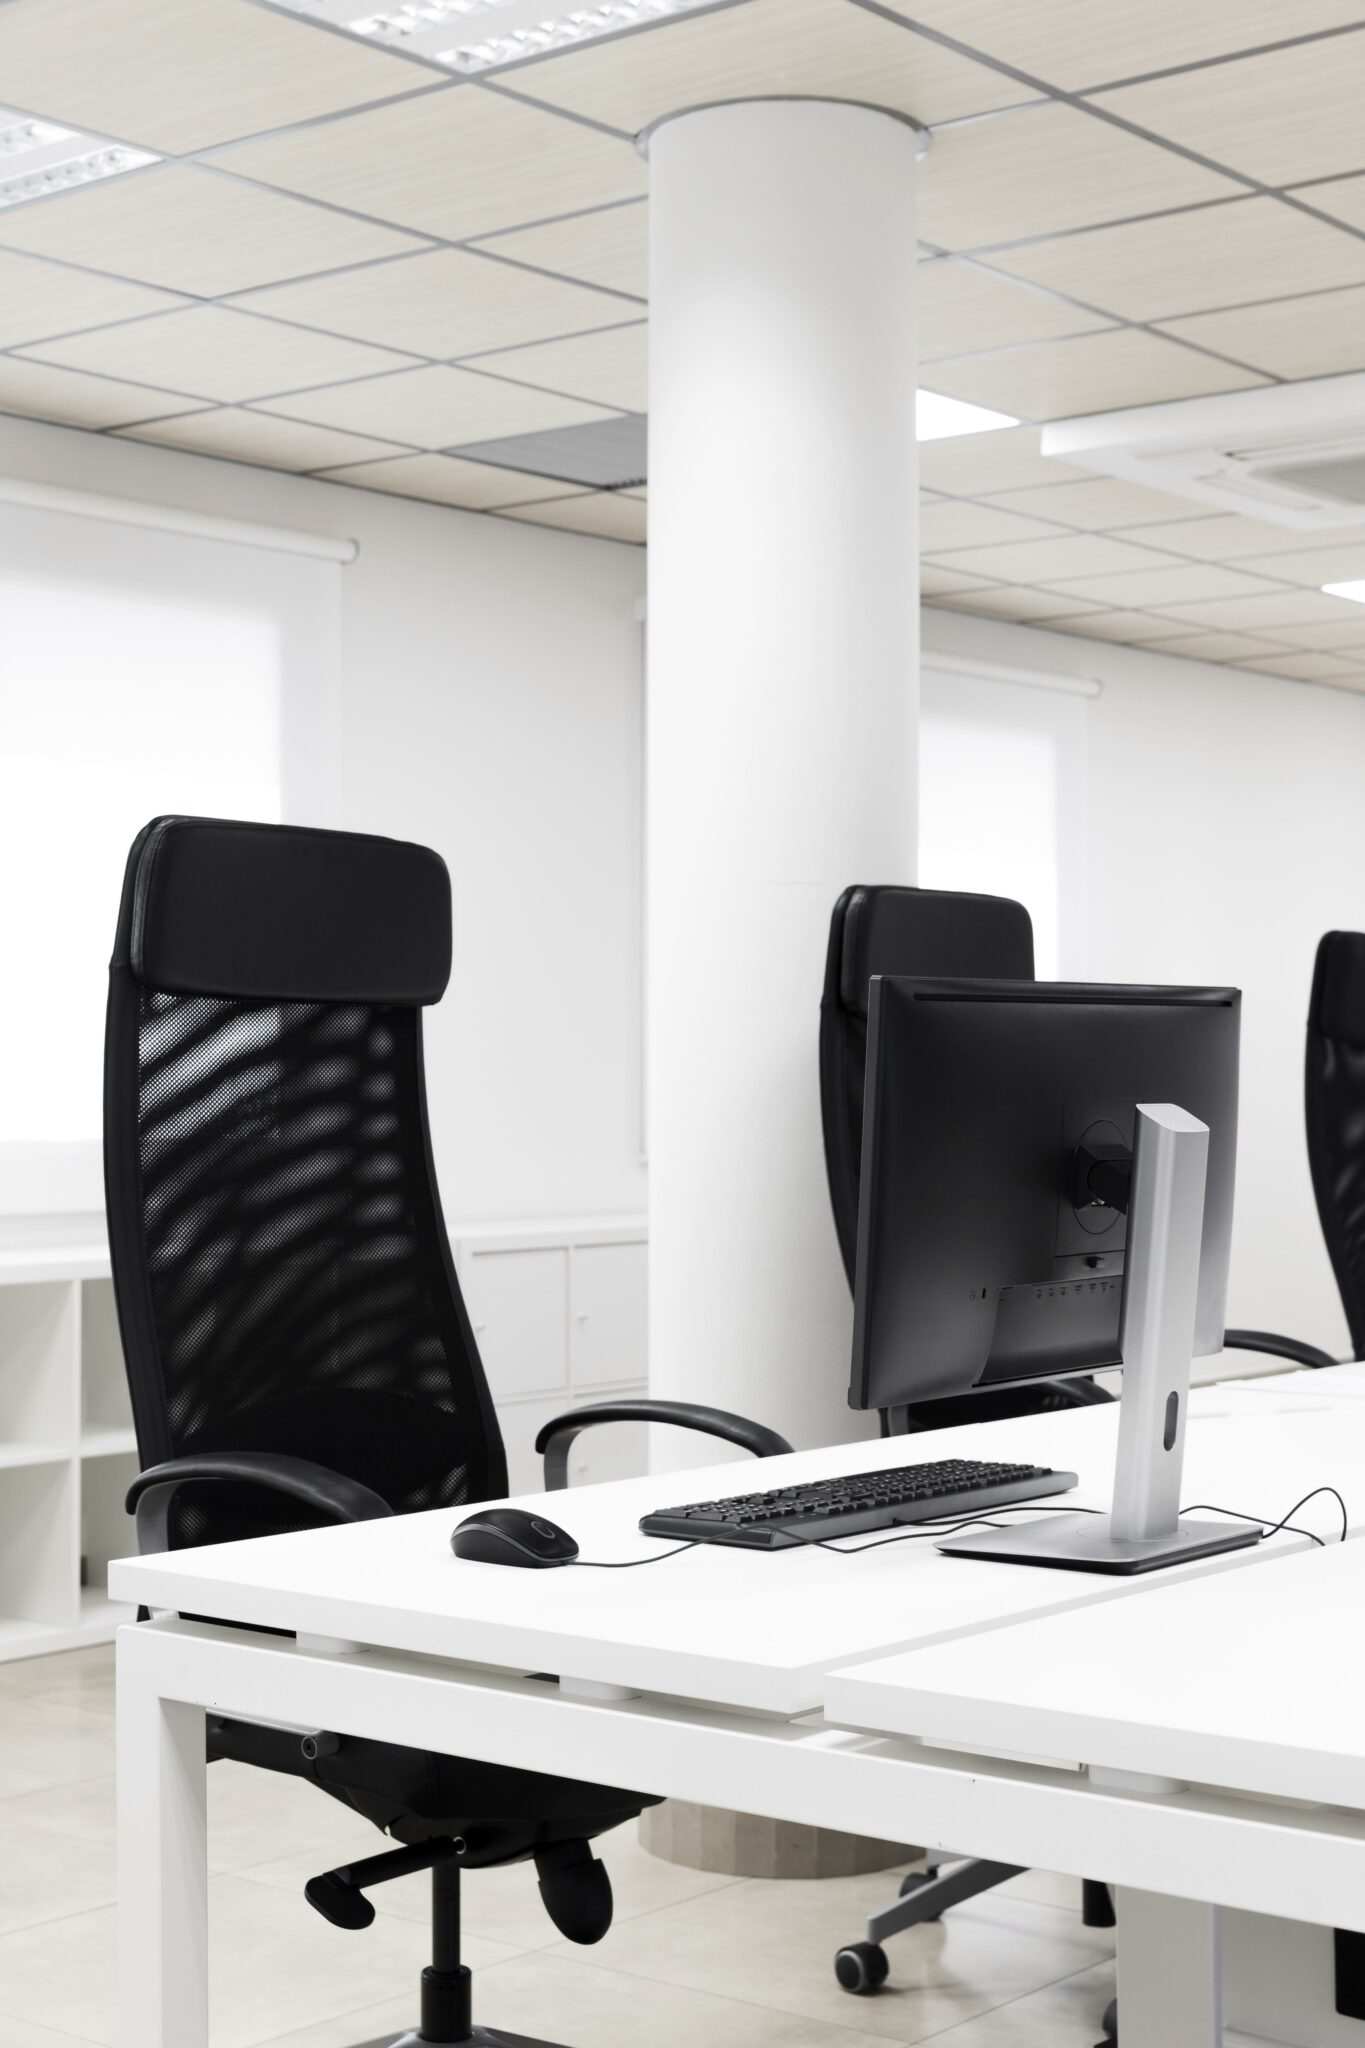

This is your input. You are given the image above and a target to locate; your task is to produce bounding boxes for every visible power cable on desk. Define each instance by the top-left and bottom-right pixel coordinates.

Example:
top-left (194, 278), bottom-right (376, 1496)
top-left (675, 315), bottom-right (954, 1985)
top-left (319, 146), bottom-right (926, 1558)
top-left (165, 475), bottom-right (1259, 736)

top-left (566, 1487), bottom-right (1348, 1568)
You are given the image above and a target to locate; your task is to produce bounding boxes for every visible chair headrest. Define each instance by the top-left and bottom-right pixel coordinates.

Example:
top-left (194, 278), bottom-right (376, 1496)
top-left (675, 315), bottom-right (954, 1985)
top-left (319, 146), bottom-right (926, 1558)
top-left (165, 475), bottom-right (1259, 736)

top-left (829, 885), bottom-right (1035, 1018)
top-left (1310, 930), bottom-right (1365, 1046)
top-left (114, 817), bottom-right (452, 1005)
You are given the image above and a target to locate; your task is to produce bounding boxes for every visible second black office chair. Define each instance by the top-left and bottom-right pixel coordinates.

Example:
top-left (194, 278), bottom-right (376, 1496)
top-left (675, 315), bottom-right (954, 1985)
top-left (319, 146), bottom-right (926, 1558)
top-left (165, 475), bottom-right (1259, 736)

top-left (105, 816), bottom-right (791, 2048)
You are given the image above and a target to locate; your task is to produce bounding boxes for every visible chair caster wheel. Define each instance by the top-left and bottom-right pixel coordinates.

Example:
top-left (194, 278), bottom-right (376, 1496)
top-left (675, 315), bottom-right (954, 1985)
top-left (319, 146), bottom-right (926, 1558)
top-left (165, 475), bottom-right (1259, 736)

top-left (835, 1941), bottom-right (889, 1995)
top-left (898, 1871), bottom-right (944, 1917)
top-left (1094, 1992), bottom-right (1118, 2045)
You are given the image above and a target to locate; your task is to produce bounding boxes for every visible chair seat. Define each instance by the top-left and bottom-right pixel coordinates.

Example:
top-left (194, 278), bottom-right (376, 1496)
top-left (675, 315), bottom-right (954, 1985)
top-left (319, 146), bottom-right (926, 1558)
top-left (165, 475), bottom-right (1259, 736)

top-left (209, 1713), bottom-right (657, 1867)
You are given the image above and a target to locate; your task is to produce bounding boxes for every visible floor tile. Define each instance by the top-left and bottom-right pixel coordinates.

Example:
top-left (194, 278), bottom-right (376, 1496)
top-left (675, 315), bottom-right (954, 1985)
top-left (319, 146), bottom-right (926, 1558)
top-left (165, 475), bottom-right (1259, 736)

top-left (0, 1877), bottom-right (520, 2048)
top-left (919, 1957), bottom-right (1116, 2046)
top-left (206, 1761), bottom-right (375, 1874)
top-left (0, 1699), bottom-right (113, 1799)
top-left (545, 1870), bottom-right (1114, 2043)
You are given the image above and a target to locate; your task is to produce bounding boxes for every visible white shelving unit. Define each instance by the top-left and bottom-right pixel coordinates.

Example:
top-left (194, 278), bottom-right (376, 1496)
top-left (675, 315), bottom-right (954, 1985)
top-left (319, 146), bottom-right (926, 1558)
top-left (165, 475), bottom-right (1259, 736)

top-left (0, 1241), bottom-right (137, 1662)
top-left (452, 1217), bottom-right (649, 1495)
top-left (0, 1219), bottom-right (650, 1663)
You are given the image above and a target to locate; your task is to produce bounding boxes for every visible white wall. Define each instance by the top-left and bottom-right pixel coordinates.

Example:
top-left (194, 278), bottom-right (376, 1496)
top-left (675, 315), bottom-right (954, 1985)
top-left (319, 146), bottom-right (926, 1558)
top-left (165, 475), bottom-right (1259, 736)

top-left (924, 604), bottom-right (1365, 1359)
top-left (0, 414), bottom-right (647, 1230)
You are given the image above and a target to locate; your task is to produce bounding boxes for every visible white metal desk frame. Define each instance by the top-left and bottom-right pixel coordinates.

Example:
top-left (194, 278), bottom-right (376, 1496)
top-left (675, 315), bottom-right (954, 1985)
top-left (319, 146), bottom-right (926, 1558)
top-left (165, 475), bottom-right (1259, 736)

top-left (114, 1396), bottom-right (1365, 2048)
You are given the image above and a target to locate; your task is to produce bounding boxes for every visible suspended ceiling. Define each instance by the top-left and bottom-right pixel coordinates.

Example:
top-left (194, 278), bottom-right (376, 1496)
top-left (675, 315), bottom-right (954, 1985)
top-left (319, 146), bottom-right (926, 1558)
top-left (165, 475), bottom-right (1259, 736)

top-left (7, 0), bottom-right (1365, 680)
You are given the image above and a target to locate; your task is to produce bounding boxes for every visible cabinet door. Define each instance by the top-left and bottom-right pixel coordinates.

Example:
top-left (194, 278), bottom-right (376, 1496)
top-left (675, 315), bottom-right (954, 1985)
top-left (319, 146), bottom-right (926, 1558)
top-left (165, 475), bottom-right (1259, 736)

top-left (498, 1394), bottom-right (648, 1495)
top-left (569, 1242), bottom-right (647, 1389)
top-left (464, 1248), bottom-right (568, 1402)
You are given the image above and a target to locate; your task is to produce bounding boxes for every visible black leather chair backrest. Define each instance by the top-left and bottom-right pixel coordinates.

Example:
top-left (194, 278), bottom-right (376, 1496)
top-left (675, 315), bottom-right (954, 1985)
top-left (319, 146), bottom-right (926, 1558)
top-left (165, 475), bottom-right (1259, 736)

top-left (820, 884), bottom-right (1035, 1287)
top-left (1307, 930), bottom-right (1365, 1360)
top-left (104, 816), bottom-right (508, 1549)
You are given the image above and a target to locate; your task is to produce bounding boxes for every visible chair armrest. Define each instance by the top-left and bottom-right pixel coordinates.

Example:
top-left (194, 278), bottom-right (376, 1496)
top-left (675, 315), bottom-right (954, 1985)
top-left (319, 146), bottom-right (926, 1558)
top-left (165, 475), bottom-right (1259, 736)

top-left (1223, 1327), bottom-right (1340, 1373)
top-left (534, 1400), bottom-right (794, 1491)
top-left (126, 1452), bottom-right (394, 1555)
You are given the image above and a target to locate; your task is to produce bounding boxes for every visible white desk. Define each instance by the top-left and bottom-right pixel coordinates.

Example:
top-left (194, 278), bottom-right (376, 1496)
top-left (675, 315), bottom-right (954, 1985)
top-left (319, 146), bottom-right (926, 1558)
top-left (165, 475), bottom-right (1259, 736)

top-left (826, 1540), bottom-right (1365, 2047)
top-left (110, 1394), bottom-right (1365, 2048)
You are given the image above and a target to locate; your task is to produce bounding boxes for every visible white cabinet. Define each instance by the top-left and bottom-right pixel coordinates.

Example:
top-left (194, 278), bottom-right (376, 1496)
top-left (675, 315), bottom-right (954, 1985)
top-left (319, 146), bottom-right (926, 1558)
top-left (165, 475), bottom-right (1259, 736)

top-left (570, 1241), bottom-right (647, 1389)
top-left (451, 1218), bottom-right (648, 1496)
top-left (463, 1247), bottom-right (568, 1401)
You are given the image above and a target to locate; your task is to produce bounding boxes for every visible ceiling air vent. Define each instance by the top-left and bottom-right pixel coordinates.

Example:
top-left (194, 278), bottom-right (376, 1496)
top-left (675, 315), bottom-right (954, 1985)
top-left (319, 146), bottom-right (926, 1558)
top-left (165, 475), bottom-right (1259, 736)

top-left (1041, 371), bottom-right (1365, 530)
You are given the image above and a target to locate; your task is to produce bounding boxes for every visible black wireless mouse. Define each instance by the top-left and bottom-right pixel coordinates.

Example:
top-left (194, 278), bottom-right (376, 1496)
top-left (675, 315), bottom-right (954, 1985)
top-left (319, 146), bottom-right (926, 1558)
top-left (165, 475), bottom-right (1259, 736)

top-left (451, 1506), bottom-right (579, 1568)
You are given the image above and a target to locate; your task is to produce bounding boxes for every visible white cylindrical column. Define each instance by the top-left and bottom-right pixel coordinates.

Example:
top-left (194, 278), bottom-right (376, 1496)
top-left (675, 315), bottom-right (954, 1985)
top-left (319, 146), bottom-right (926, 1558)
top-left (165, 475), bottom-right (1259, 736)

top-left (647, 99), bottom-right (921, 1459)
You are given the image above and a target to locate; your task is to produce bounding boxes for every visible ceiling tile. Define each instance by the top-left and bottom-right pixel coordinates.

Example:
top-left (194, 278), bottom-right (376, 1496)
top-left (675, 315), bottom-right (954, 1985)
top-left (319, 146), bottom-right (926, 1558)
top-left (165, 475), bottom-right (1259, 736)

top-left (0, 0), bottom-right (425, 153)
top-left (920, 563), bottom-right (999, 596)
top-left (500, 492), bottom-right (647, 543)
top-left (1097, 32), bottom-right (1365, 187)
top-left (1140, 631), bottom-right (1294, 664)
top-left (916, 424), bottom-right (1085, 494)
top-left (986, 476), bottom-right (1212, 527)
top-left (1231, 540), bottom-right (1365, 586)
top-left (116, 407), bottom-right (408, 470)
top-left (926, 327), bottom-right (1266, 421)
top-left (314, 452), bottom-right (582, 509)
top-left (478, 322), bottom-right (647, 412)
top-left (1044, 563), bottom-right (1285, 607)
top-left (919, 260), bottom-right (1113, 360)
top-left (0, 249), bottom-right (186, 349)
top-left (920, 497), bottom-right (1066, 551)
top-left (1148, 590), bottom-right (1365, 631)
top-left (1301, 173), bottom-right (1365, 235)
top-left (0, 164), bottom-right (420, 296)
top-left (917, 103), bottom-right (1242, 252)
top-left (1236, 650), bottom-right (1365, 681)
top-left (930, 584), bottom-right (1107, 622)
top-left (210, 83), bottom-right (645, 244)
top-left (1115, 513), bottom-right (1365, 561)
top-left (0, 356), bottom-right (199, 430)
top-left (498, 0), bottom-right (1033, 137)
top-left (989, 197), bottom-right (1365, 324)
top-left (229, 248), bottom-right (631, 361)
top-left (1257, 617), bottom-right (1365, 650)
top-left (17, 305), bottom-right (416, 403)
top-left (923, 531), bottom-right (1174, 582)
top-left (473, 202), bottom-right (648, 301)
top-left (1044, 609), bottom-right (1190, 643)
top-left (254, 363), bottom-right (618, 449)
top-left (876, 0), bottom-right (1365, 93)
top-left (1157, 287), bottom-right (1365, 382)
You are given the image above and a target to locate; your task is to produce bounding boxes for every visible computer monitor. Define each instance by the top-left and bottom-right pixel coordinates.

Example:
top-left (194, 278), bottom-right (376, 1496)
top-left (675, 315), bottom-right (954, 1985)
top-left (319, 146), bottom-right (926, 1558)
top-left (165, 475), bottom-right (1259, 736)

top-left (850, 978), bottom-right (1254, 1573)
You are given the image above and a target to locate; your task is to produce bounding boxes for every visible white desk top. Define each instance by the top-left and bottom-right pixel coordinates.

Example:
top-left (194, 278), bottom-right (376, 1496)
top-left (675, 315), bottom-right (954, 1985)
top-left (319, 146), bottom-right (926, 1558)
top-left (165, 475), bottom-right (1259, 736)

top-left (825, 1535), bottom-right (1365, 1812)
top-left (110, 1389), bottom-right (1363, 1714)
top-left (1228, 1359), bottom-right (1365, 1402)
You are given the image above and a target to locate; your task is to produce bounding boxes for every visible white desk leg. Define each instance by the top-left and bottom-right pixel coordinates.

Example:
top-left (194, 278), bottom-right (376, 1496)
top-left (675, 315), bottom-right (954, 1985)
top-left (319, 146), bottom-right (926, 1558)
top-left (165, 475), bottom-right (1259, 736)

top-left (1114, 1887), bottom-right (1222, 2048)
top-left (117, 1627), bottom-right (209, 2048)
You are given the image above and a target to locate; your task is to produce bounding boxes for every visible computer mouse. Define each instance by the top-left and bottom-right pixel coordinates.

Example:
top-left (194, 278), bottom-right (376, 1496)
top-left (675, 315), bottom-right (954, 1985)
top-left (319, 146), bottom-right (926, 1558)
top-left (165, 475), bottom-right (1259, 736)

top-left (450, 1506), bottom-right (579, 1568)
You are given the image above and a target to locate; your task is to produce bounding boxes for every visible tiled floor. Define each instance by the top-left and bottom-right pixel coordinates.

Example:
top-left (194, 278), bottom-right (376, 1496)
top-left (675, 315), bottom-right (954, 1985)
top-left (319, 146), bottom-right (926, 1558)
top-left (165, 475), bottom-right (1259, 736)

top-left (0, 1644), bottom-right (1115, 2048)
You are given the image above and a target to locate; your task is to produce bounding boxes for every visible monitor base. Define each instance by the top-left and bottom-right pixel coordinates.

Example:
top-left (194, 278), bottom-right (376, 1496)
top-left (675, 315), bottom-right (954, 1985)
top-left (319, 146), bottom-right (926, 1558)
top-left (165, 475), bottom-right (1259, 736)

top-left (937, 1511), bottom-right (1262, 1574)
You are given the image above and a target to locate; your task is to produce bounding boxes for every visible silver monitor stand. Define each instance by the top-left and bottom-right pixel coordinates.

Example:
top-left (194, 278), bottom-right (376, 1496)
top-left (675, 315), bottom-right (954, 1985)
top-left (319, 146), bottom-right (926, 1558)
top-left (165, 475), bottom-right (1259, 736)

top-left (938, 1102), bottom-right (1262, 1575)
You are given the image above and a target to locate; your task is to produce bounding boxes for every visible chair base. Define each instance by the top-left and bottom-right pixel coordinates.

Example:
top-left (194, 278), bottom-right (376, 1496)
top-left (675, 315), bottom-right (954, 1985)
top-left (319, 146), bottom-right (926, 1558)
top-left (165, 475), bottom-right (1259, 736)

top-left (353, 2030), bottom-right (558, 2047)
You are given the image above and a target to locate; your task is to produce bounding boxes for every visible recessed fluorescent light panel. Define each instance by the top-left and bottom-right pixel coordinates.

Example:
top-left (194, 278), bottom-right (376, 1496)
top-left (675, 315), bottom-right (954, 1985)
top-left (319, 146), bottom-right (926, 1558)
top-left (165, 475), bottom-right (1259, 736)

top-left (0, 106), bottom-right (157, 210)
top-left (277, 0), bottom-right (718, 74)
top-left (1323, 580), bottom-right (1365, 606)
top-left (916, 390), bottom-right (1017, 442)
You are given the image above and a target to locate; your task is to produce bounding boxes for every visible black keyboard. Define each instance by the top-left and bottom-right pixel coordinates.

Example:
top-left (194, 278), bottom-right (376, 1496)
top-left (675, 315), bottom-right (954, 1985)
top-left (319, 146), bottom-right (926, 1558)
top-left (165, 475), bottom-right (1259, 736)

top-left (640, 1458), bottom-right (1078, 1549)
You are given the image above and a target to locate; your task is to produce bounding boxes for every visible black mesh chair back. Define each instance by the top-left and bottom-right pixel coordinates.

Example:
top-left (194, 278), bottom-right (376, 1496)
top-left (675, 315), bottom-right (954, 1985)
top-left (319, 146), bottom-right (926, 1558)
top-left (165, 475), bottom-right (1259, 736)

top-left (820, 883), bottom-right (1035, 1287)
top-left (105, 817), bottom-right (507, 1551)
top-left (1307, 930), bottom-right (1365, 1360)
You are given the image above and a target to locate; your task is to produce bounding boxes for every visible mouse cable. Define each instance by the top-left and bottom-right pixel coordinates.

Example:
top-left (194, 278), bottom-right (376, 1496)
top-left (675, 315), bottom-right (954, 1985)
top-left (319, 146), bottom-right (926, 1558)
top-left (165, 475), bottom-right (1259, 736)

top-left (568, 1542), bottom-right (700, 1569)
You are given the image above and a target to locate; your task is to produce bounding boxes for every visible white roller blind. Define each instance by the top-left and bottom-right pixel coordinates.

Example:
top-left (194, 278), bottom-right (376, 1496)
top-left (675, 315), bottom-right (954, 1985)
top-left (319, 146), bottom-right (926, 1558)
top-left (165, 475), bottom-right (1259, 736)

top-left (920, 665), bottom-right (1089, 979)
top-left (0, 499), bottom-right (341, 1218)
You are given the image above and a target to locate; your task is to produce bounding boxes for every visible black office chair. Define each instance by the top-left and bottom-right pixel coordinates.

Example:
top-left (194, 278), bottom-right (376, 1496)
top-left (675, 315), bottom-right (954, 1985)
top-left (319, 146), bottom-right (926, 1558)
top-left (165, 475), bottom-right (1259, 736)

top-left (1307, 930), bottom-right (1365, 1361)
top-left (105, 816), bottom-right (790, 2048)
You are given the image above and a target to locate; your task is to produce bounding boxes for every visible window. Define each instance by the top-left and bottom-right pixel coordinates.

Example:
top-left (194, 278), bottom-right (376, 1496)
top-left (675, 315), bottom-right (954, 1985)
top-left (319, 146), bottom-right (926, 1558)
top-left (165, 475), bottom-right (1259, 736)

top-left (0, 498), bottom-right (341, 1219)
top-left (919, 665), bottom-right (1089, 979)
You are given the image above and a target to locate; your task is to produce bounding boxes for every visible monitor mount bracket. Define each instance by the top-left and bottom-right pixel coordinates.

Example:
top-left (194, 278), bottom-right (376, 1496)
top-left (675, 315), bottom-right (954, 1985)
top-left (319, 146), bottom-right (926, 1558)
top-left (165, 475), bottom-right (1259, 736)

top-left (938, 1103), bottom-right (1262, 1574)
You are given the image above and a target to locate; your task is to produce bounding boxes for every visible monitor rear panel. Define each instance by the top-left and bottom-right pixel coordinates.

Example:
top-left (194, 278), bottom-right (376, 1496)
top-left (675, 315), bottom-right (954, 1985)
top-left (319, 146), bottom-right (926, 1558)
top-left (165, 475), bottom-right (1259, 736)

top-left (850, 979), bottom-right (1240, 1413)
